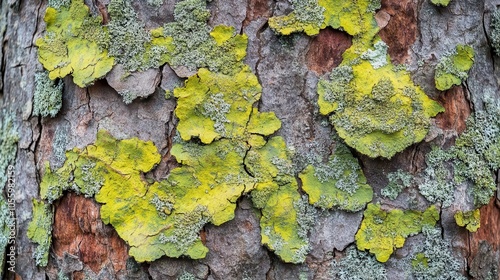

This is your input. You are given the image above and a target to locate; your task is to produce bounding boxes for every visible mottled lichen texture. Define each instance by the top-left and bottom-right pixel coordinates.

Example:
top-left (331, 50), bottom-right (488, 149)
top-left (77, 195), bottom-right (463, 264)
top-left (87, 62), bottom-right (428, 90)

top-left (33, 71), bottom-right (63, 118)
top-left (434, 45), bottom-right (474, 91)
top-left (36, 0), bottom-right (114, 87)
top-left (330, 245), bottom-right (387, 279)
top-left (490, 8), bottom-right (500, 56)
top-left (355, 203), bottom-right (439, 262)
top-left (411, 226), bottom-right (466, 280)
top-left (27, 200), bottom-right (53, 267)
top-left (0, 111), bottom-right (17, 277)
top-left (270, 0), bottom-right (443, 159)
top-left (454, 209), bottom-right (480, 232)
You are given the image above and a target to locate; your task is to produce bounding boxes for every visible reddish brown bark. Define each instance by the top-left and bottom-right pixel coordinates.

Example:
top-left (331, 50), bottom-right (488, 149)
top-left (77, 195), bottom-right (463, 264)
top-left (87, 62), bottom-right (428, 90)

top-left (435, 86), bottom-right (471, 134)
top-left (306, 28), bottom-right (352, 75)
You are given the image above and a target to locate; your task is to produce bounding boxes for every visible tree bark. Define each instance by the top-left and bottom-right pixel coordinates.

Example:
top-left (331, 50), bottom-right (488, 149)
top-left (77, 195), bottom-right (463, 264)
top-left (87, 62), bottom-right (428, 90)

top-left (1, 0), bottom-right (499, 279)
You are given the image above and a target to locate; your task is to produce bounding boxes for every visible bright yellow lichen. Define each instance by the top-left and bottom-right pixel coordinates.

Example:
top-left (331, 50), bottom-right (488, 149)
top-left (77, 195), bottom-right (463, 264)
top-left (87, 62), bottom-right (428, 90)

top-left (36, 0), bottom-right (114, 87)
top-left (355, 203), bottom-right (439, 262)
top-left (454, 209), bottom-right (480, 232)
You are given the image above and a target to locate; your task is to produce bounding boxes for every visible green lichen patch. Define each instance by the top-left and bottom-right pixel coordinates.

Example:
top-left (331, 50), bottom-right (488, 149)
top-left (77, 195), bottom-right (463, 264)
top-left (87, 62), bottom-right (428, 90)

top-left (268, 0), bottom-right (325, 36)
top-left (430, 0), bottom-right (451, 7)
top-left (107, 0), bottom-right (174, 72)
top-left (36, 0), bottom-right (114, 87)
top-left (163, 0), bottom-right (248, 74)
top-left (34, 71), bottom-right (63, 118)
top-left (27, 199), bottom-right (53, 267)
top-left (434, 45), bottom-right (475, 91)
top-left (380, 169), bottom-right (413, 200)
top-left (411, 226), bottom-right (466, 280)
top-left (318, 55), bottom-right (444, 159)
top-left (247, 137), bottom-right (312, 263)
top-left (454, 209), bottom-right (480, 232)
top-left (330, 245), bottom-right (387, 280)
top-left (355, 203), bottom-right (439, 262)
top-left (0, 110), bottom-right (18, 191)
top-left (419, 98), bottom-right (499, 207)
top-left (174, 67), bottom-right (268, 144)
top-left (299, 144), bottom-right (373, 212)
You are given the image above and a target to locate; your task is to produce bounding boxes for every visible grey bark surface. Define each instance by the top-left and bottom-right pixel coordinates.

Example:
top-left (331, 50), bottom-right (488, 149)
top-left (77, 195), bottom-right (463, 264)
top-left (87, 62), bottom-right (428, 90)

top-left (1, 0), bottom-right (500, 279)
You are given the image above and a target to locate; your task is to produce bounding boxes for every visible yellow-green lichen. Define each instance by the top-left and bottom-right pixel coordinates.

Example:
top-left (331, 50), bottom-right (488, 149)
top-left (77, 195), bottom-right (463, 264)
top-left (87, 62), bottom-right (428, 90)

top-left (27, 199), bottom-right (53, 267)
top-left (36, 0), bottom-right (114, 87)
top-left (318, 54), bottom-right (444, 158)
top-left (299, 144), bottom-right (373, 212)
top-left (174, 67), bottom-right (276, 144)
top-left (430, 0), bottom-right (451, 7)
top-left (435, 45), bottom-right (474, 91)
top-left (355, 203), bottom-right (439, 262)
top-left (270, 0), bottom-right (443, 159)
top-left (454, 209), bottom-right (480, 232)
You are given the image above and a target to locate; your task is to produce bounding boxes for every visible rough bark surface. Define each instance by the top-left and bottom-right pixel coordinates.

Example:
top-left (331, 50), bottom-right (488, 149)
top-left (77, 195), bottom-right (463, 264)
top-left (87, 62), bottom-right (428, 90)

top-left (1, 0), bottom-right (500, 279)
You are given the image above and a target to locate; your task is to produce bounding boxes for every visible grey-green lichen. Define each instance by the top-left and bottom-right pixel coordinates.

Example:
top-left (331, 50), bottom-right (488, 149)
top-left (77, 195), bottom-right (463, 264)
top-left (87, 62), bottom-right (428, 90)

top-left (268, 0), bottom-right (325, 36)
top-left (490, 9), bottom-right (500, 56)
top-left (360, 41), bottom-right (389, 70)
top-left (162, 0), bottom-right (247, 74)
top-left (420, 97), bottom-right (499, 207)
top-left (330, 245), bottom-right (387, 280)
top-left (48, 0), bottom-right (70, 9)
top-left (380, 169), bottom-right (413, 200)
top-left (177, 271), bottom-right (197, 280)
top-left (0, 110), bottom-right (18, 190)
top-left (107, 0), bottom-right (168, 72)
top-left (411, 226), bottom-right (466, 280)
top-left (27, 199), bottom-right (53, 267)
top-left (34, 71), bottom-right (63, 118)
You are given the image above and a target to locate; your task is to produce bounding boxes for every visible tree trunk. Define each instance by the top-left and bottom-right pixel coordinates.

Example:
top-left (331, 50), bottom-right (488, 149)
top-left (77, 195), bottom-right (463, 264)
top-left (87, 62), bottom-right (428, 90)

top-left (1, 0), bottom-right (499, 279)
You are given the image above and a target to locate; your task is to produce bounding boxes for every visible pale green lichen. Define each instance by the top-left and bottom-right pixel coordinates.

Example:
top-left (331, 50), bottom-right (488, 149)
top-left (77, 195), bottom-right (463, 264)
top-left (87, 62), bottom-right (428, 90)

top-left (27, 199), bottom-right (53, 267)
top-left (360, 41), bottom-right (389, 70)
top-left (36, 0), bottom-right (114, 87)
top-left (162, 0), bottom-right (247, 74)
top-left (454, 209), bottom-right (480, 232)
top-left (34, 71), bottom-right (63, 118)
top-left (330, 245), bottom-right (387, 280)
top-left (0, 110), bottom-right (18, 190)
top-left (434, 45), bottom-right (474, 91)
top-left (48, 0), bottom-right (70, 9)
top-left (419, 97), bottom-right (499, 207)
top-left (355, 203), bottom-right (439, 262)
top-left (411, 226), bottom-right (466, 280)
top-left (268, 0), bottom-right (325, 36)
top-left (177, 272), bottom-right (197, 280)
top-left (107, 0), bottom-right (173, 72)
top-left (380, 169), bottom-right (413, 200)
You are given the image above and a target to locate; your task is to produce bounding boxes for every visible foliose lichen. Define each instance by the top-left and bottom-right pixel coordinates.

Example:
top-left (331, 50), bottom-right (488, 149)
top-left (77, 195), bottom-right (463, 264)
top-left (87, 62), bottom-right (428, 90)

top-left (330, 245), bottom-right (387, 280)
top-left (27, 199), bottom-right (53, 267)
top-left (419, 97), bottom-right (499, 208)
top-left (268, 0), bottom-right (325, 36)
top-left (270, 0), bottom-right (443, 159)
top-left (36, 0), bottom-right (114, 87)
top-left (299, 143), bottom-right (373, 211)
top-left (355, 203), bottom-right (439, 262)
top-left (380, 169), bottom-right (413, 200)
top-left (162, 0), bottom-right (247, 74)
top-left (107, 0), bottom-right (173, 72)
top-left (411, 226), bottom-right (466, 280)
top-left (454, 209), bottom-right (480, 232)
top-left (33, 71), bottom-right (63, 118)
top-left (434, 45), bottom-right (474, 91)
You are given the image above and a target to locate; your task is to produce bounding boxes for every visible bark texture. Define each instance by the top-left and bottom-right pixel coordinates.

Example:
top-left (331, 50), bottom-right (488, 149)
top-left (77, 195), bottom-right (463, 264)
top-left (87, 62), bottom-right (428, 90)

top-left (1, 0), bottom-right (500, 279)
